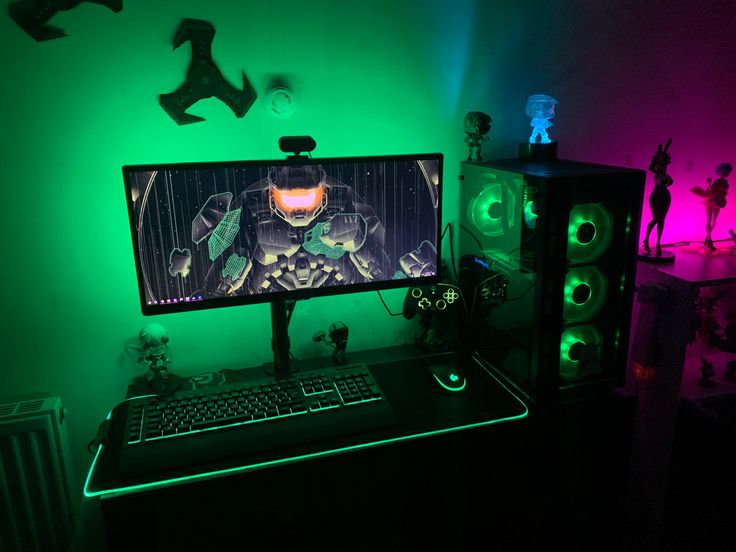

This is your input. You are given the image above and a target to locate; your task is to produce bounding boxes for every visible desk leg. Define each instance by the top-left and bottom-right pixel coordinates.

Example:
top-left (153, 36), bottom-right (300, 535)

top-left (624, 274), bottom-right (694, 550)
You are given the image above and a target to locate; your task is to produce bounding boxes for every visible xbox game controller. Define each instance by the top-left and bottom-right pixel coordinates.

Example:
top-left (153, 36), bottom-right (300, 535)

top-left (403, 283), bottom-right (467, 320)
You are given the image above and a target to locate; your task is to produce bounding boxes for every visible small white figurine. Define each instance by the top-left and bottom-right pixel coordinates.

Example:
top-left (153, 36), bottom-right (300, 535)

top-left (138, 323), bottom-right (171, 390)
top-left (526, 94), bottom-right (558, 144)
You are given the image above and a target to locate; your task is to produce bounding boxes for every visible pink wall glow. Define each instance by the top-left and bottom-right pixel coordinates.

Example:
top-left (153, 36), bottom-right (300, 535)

top-left (553, 2), bottom-right (736, 247)
top-left (455, 1), bottom-right (736, 249)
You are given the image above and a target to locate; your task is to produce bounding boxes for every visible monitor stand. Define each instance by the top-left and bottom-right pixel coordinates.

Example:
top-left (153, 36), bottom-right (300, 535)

top-left (267, 299), bottom-right (296, 377)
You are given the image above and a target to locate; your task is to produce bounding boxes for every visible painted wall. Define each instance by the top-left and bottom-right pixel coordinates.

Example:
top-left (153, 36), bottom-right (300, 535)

top-left (1, 0), bottom-right (734, 494)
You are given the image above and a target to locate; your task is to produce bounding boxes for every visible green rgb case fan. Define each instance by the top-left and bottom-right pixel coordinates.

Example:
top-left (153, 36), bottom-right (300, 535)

top-left (460, 157), bottom-right (644, 404)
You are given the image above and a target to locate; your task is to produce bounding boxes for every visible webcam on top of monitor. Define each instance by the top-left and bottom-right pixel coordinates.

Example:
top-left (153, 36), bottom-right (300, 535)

top-left (279, 136), bottom-right (317, 158)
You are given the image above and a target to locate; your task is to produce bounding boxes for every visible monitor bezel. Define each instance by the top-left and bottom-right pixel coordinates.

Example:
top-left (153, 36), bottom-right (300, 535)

top-left (122, 152), bottom-right (444, 316)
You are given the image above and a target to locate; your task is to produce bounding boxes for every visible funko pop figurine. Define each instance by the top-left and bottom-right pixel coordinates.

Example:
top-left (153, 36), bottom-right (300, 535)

top-left (691, 292), bottom-right (725, 350)
top-left (526, 94), bottom-right (558, 144)
top-left (690, 163), bottom-right (731, 251)
top-left (464, 111), bottom-right (492, 161)
top-left (642, 139), bottom-right (674, 257)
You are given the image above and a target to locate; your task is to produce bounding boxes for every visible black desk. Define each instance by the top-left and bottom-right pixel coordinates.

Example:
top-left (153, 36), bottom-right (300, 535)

top-left (86, 346), bottom-right (528, 551)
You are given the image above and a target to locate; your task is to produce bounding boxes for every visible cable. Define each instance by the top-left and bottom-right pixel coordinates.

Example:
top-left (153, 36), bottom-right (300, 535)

top-left (441, 223), bottom-right (459, 281)
top-left (466, 273), bottom-right (504, 323)
top-left (378, 222), bottom-right (458, 318)
top-left (87, 419), bottom-right (111, 454)
top-left (440, 222), bottom-right (450, 239)
top-left (219, 368), bottom-right (249, 380)
top-left (377, 290), bottom-right (404, 316)
top-left (459, 220), bottom-right (531, 266)
top-left (506, 230), bottom-right (539, 256)
top-left (459, 223), bottom-right (483, 252)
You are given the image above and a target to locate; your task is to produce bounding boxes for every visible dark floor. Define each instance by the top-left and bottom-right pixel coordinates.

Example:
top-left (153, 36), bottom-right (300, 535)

top-left (660, 393), bottom-right (736, 552)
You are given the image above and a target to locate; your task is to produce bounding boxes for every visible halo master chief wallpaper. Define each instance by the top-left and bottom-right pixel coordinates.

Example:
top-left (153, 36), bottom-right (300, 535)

top-left (126, 158), bottom-right (440, 306)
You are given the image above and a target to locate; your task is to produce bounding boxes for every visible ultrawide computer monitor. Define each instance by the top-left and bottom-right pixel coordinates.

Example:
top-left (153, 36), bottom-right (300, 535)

top-left (123, 153), bottom-right (443, 316)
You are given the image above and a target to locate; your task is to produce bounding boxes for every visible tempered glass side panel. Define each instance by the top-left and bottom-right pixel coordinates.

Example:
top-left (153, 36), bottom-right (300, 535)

top-left (459, 163), bottom-right (537, 396)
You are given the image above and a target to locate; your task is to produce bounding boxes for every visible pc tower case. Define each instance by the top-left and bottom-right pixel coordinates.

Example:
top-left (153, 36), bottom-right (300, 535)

top-left (458, 157), bottom-right (644, 405)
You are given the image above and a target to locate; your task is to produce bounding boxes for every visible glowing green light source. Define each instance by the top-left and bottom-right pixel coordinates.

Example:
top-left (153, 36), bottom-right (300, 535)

top-left (563, 267), bottom-right (608, 323)
top-left (450, 373), bottom-right (459, 382)
top-left (85, 368), bottom-right (527, 498)
top-left (559, 325), bottom-right (602, 381)
top-left (567, 203), bottom-right (613, 263)
top-left (468, 182), bottom-right (515, 237)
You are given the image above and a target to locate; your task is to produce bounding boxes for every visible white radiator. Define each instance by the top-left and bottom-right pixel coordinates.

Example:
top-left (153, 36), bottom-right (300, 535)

top-left (0, 396), bottom-right (76, 552)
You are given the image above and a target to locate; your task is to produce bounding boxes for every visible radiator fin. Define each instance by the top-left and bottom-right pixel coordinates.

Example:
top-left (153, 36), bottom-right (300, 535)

top-left (0, 403), bottom-right (18, 417)
top-left (0, 397), bottom-right (75, 552)
top-left (15, 400), bottom-right (45, 415)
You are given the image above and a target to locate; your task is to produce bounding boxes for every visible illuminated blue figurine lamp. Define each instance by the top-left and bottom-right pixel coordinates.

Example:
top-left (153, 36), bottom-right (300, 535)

top-left (519, 94), bottom-right (559, 161)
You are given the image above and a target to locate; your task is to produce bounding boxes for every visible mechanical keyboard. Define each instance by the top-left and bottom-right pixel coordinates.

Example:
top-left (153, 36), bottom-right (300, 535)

top-left (125, 364), bottom-right (392, 447)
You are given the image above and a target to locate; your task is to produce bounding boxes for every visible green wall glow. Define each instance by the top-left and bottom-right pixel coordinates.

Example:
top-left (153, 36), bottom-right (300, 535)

top-left (0, 0), bottom-right (492, 493)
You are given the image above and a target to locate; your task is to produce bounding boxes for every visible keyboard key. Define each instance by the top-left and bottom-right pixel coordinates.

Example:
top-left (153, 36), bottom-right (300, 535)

top-left (192, 414), bottom-right (251, 431)
top-left (127, 364), bottom-right (390, 446)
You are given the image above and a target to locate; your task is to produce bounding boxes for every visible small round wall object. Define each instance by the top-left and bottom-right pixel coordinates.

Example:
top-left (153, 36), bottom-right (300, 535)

top-left (267, 87), bottom-right (297, 118)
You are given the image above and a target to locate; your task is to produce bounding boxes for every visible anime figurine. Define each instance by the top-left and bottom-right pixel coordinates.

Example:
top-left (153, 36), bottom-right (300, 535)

top-left (698, 356), bottom-right (716, 387)
top-left (312, 321), bottom-right (350, 365)
top-left (526, 94), bottom-right (558, 144)
top-left (136, 323), bottom-right (180, 392)
top-left (690, 163), bottom-right (732, 251)
top-left (464, 111), bottom-right (492, 161)
top-left (691, 291), bottom-right (725, 350)
top-left (642, 139), bottom-right (674, 256)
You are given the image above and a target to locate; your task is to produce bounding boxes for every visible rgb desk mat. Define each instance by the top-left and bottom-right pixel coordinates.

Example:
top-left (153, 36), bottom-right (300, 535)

top-left (85, 346), bottom-right (528, 497)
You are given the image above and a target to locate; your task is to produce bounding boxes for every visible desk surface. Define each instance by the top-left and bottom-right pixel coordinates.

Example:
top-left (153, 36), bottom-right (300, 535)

top-left (643, 247), bottom-right (736, 286)
top-left (85, 346), bottom-right (528, 498)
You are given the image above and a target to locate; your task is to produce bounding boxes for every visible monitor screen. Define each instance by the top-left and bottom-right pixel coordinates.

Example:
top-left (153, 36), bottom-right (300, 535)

top-left (124, 153), bottom-right (442, 315)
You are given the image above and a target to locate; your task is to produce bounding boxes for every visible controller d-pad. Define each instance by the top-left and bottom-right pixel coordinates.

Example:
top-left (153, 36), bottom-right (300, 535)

top-left (411, 288), bottom-right (422, 298)
top-left (436, 300), bottom-right (447, 310)
top-left (418, 297), bottom-right (431, 310)
top-left (443, 289), bottom-right (459, 303)
top-left (481, 286), bottom-right (491, 299)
